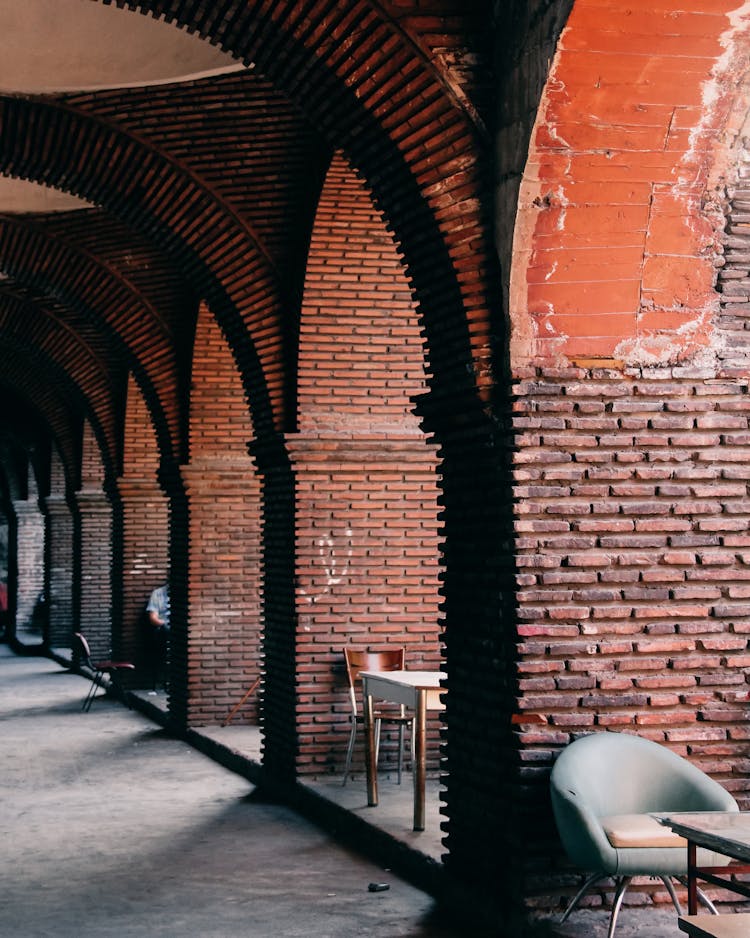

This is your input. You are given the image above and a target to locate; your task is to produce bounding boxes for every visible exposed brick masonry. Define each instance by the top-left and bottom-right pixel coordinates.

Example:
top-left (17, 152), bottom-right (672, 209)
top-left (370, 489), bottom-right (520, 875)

top-left (512, 364), bottom-right (750, 905)
top-left (293, 153), bottom-right (443, 775)
top-left (184, 302), bottom-right (262, 726)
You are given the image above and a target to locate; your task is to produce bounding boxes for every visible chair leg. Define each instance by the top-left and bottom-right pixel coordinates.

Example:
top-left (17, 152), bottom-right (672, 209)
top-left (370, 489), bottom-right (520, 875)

top-left (397, 723), bottom-right (404, 785)
top-left (561, 872), bottom-right (603, 923)
top-left (607, 876), bottom-right (631, 938)
top-left (374, 719), bottom-right (382, 767)
top-left (82, 672), bottom-right (102, 712)
top-left (342, 719), bottom-right (358, 786)
top-left (660, 876), bottom-right (682, 915)
top-left (341, 718), bottom-right (381, 786)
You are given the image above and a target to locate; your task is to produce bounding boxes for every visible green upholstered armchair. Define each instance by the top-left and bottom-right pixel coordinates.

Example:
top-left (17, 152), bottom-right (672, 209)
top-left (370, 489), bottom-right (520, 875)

top-left (550, 732), bottom-right (739, 938)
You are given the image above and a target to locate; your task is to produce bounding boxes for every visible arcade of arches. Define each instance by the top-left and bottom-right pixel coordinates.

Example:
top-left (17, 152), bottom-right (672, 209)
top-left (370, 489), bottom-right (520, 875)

top-left (3, 0), bottom-right (750, 928)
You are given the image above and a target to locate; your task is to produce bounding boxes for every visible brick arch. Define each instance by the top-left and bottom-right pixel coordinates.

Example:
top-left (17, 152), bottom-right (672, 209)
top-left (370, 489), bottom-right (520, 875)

top-left (183, 301), bottom-right (262, 725)
top-left (0, 95), bottom-right (282, 438)
top-left (0, 214), bottom-right (179, 467)
top-left (97, 0), bottom-right (496, 403)
top-left (294, 151), bottom-right (443, 773)
top-left (298, 152), bottom-right (429, 432)
top-left (94, 3), bottom-right (522, 883)
top-left (118, 373), bottom-right (170, 664)
top-left (0, 291), bottom-right (118, 460)
top-left (511, 0), bottom-right (750, 368)
top-left (0, 341), bottom-right (107, 483)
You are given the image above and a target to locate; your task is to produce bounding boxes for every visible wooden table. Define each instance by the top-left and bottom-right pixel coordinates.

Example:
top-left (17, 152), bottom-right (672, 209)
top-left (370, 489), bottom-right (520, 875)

top-left (361, 670), bottom-right (445, 831)
top-left (659, 812), bottom-right (750, 915)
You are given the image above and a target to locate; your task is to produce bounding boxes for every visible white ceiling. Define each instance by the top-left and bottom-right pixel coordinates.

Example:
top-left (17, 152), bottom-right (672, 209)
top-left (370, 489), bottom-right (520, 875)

top-left (0, 0), bottom-right (245, 212)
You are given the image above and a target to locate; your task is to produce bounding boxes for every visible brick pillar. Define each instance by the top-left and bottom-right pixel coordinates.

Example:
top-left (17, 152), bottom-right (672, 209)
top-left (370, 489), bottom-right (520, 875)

top-left (13, 498), bottom-right (45, 634)
top-left (251, 436), bottom-right (296, 785)
top-left (44, 492), bottom-right (74, 649)
top-left (416, 386), bottom-right (521, 916)
top-left (117, 475), bottom-right (169, 670)
top-left (288, 431), bottom-right (442, 777)
top-left (75, 487), bottom-right (113, 660)
top-left (180, 456), bottom-right (263, 726)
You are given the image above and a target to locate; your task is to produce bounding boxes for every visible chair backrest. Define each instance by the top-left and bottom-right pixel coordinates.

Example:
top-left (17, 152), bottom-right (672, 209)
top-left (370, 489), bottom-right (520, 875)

top-left (551, 732), bottom-right (738, 817)
top-left (72, 631), bottom-right (93, 668)
top-left (344, 647), bottom-right (405, 714)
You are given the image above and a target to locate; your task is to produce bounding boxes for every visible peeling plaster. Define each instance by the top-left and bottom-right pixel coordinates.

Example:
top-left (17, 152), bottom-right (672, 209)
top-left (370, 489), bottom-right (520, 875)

top-left (615, 304), bottom-right (718, 368)
top-left (682, 0), bottom-right (750, 183)
top-left (510, 1), bottom-right (750, 372)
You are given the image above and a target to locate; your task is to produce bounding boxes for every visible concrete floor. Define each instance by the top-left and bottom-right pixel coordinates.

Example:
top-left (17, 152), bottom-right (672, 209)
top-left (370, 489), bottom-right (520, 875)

top-left (0, 644), bottom-right (457, 938)
top-left (1, 642), bottom-right (737, 937)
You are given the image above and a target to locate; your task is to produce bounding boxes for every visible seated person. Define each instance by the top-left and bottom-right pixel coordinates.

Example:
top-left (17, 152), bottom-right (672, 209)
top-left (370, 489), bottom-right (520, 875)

top-left (146, 583), bottom-right (170, 683)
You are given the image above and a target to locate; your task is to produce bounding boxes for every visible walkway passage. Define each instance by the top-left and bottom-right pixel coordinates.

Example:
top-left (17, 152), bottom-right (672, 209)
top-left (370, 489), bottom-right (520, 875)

top-left (0, 644), bottom-right (713, 937)
top-left (0, 645), bottom-right (458, 938)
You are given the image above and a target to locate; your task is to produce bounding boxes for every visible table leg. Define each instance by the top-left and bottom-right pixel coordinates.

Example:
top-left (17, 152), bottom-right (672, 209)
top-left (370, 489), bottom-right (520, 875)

top-left (413, 688), bottom-right (427, 831)
top-left (687, 840), bottom-right (697, 916)
top-left (364, 684), bottom-right (378, 807)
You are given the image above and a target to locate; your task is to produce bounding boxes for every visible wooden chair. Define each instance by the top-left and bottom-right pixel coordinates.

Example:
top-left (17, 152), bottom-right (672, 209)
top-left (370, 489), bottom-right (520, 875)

top-left (342, 647), bottom-right (413, 786)
top-left (73, 632), bottom-right (135, 712)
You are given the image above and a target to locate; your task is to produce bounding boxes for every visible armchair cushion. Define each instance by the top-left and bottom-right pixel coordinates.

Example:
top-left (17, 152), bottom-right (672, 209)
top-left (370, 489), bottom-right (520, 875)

top-left (601, 814), bottom-right (686, 849)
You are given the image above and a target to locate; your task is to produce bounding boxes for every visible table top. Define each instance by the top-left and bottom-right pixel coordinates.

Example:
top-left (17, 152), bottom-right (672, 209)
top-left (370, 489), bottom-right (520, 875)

top-left (658, 812), bottom-right (750, 863)
top-left (360, 670), bottom-right (445, 690)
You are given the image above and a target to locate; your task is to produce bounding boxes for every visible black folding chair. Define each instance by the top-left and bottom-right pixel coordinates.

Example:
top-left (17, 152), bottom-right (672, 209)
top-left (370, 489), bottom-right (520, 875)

top-left (73, 632), bottom-right (135, 712)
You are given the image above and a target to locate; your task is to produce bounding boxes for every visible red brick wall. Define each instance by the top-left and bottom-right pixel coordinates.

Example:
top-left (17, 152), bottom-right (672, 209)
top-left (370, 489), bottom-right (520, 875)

top-left (184, 301), bottom-right (262, 726)
top-left (512, 365), bottom-right (750, 907)
top-left (294, 153), bottom-right (443, 776)
top-left (14, 493), bottom-right (44, 630)
top-left (509, 0), bottom-right (750, 914)
top-left (46, 451), bottom-right (74, 648)
top-left (119, 374), bottom-right (169, 666)
top-left (77, 419), bottom-right (113, 660)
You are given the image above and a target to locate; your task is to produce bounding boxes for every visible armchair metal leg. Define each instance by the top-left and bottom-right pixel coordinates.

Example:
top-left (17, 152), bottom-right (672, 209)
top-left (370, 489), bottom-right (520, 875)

top-left (675, 877), bottom-right (718, 915)
top-left (561, 872), bottom-right (603, 923)
top-left (607, 876), bottom-right (631, 938)
top-left (697, 889), bottom-right (719, 915)
top-left (660, 876), bottom-right (682, 915)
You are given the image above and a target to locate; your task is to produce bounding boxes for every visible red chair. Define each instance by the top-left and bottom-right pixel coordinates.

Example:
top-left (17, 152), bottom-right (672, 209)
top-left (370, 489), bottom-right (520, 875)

top-left (73, 632), bottom-right (135, 712)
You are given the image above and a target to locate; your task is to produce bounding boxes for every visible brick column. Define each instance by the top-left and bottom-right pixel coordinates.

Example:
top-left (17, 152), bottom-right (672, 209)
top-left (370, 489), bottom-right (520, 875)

top-left (75, 487), bottom-right (114, 660)
top-left (180, 456), bottom-right (262, 726)
top-left (415, 386), bottom-right (521, 916)
top-left (250, 436), bottom-right (296, 785)
top-left (44, 492), bottom-right (74, 649)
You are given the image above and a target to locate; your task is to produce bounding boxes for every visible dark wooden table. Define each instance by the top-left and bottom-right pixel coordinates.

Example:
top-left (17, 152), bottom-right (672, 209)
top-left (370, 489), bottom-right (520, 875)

top-left (658, 812), bottom-right (750, 915)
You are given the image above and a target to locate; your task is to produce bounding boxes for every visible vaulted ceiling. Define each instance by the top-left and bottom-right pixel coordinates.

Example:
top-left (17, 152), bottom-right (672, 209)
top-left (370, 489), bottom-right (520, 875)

top-left (0, 0), bottom-right (494, 496)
